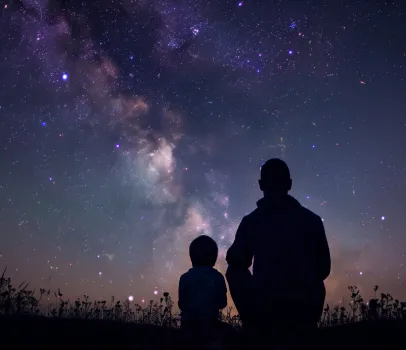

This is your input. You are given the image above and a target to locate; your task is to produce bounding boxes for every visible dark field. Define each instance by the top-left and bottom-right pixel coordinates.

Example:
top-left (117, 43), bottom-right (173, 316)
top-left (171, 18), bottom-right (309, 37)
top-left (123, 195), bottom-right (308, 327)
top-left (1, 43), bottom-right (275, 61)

top-left (1, 272), bottom-right (406, 349)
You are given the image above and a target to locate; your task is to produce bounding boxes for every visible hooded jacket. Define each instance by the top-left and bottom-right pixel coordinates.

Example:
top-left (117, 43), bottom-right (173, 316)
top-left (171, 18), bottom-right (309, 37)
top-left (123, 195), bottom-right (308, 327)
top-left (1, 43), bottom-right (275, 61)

top-left (226, 195), bottom-right (331, 304)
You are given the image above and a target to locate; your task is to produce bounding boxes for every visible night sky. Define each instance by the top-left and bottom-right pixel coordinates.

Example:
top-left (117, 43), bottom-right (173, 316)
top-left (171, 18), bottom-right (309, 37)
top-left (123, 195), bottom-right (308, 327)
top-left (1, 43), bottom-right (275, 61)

top-left (1, 0), bottom-right (405, 306)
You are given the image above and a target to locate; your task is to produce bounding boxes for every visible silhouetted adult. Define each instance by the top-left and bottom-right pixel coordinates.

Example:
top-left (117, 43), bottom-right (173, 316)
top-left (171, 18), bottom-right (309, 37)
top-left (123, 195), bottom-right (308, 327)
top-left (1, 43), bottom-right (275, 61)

top-left (226, 158), bottom-right (331, 348)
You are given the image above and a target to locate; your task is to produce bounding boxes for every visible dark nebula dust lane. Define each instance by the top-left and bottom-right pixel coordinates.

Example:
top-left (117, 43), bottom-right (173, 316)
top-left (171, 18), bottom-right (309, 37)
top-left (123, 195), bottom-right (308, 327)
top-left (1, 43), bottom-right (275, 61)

top-left (0, 0), bottom-right (405, 304)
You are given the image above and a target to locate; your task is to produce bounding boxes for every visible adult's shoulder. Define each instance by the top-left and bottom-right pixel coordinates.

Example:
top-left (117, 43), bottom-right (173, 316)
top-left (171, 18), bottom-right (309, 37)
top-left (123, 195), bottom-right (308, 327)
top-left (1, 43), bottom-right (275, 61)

top-left (179, 270), bottom-right (191, 282)
top-left (242, 207), bottom-right (262, 221)
top-left (298, 205), bottom-right (322, 223)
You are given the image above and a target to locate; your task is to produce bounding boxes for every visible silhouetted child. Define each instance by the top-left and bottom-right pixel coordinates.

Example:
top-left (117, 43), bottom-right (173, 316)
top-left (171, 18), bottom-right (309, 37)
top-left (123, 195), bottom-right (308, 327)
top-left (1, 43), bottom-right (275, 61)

top-left (178, 235), bottom-right (228, 348)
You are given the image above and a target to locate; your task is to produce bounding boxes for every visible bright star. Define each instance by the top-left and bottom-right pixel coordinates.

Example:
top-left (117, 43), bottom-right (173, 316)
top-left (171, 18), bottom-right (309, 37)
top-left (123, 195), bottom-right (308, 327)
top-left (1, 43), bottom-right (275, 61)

top-left (62, 73), bottom-right (68, 81)
top-left (288, 50), bottom-right (294, 55)
top-left (381, 216), bottom-right (385, 221)
top-left (238, 2), bottom-right (243, 6)
top-left (128, 295), bottom-right (134, 302)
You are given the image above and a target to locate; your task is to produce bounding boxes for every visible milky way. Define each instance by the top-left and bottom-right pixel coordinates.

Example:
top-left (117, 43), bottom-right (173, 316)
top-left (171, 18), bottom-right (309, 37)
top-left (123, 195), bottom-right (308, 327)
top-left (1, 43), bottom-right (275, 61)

top-left (1, 0), bottom-right (406, 305)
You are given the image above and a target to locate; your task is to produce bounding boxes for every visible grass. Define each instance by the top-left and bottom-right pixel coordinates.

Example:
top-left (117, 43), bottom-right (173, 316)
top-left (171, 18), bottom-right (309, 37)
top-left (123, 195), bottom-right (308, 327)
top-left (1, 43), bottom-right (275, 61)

top-left (1, 268), bottom-right (406, 349)
top-left (321, 285), bottom-right (406, 326)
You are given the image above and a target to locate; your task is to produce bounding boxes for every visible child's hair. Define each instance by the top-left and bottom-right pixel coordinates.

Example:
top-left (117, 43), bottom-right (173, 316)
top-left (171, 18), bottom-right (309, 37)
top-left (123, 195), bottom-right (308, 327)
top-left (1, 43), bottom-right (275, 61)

top-left (189, 235), bottom-right (218, 267)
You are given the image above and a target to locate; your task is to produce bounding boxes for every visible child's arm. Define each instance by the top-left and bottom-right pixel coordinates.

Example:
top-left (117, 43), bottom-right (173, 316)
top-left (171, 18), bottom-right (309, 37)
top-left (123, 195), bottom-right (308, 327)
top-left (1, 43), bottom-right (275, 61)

top-left (218, 274), bottom-right (228, 309)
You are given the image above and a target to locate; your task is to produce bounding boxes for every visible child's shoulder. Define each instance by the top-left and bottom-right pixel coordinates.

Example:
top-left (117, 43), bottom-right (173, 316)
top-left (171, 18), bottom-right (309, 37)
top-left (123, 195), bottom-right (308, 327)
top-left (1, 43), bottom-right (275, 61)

top-left (182, 267), bottom-right (224, 277)
top-left (211, 267), bottom-right (225, 278)
top-left (213, 269), bottom-right (226, 284)
top-left (205, 267), bottom-right (226, 283)
top-left (181, 267), bottom-right (225, 278)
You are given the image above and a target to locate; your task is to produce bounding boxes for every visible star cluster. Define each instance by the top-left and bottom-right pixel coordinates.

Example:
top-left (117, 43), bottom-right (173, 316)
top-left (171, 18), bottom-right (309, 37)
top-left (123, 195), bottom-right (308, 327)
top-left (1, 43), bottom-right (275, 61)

top-left (0, 0), bottom-right (406, 304)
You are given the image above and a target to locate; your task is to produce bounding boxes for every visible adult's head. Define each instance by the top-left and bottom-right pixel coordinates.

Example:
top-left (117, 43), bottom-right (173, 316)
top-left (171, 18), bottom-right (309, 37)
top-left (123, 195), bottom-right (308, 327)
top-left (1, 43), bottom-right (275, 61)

top-left (259, 158), bottom-right (292, 196)
top-left (189, 235), bottom-right (218, 267)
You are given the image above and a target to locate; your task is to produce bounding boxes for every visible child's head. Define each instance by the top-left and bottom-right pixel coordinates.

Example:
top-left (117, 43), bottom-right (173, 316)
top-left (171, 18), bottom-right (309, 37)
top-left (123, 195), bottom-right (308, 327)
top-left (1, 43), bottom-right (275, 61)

top-left (189, 235), bottom-right (218, 267)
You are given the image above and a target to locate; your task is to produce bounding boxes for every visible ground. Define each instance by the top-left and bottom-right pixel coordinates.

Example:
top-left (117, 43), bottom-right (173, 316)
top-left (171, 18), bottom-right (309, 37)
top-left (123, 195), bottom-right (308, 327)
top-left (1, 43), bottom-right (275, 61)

top-left (1, 315), bottom-right (405, 349)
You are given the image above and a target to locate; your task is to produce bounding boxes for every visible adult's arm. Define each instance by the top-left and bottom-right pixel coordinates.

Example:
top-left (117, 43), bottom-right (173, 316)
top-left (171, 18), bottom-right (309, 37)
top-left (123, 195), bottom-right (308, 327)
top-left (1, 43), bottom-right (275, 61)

top-left (315, 217), bottom-right (331, 281)
top-left (226, 216), bottom-right (253, 269)
top-left (178, 274), bottom-right (186, 311)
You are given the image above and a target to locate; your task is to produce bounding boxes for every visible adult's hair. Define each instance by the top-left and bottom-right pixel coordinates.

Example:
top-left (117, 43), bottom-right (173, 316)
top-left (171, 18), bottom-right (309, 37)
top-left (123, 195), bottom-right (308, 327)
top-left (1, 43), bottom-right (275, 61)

top-left (189, 235), bottom-right (218, 267)
top-left (259, 158), bottom-right (292, 193)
